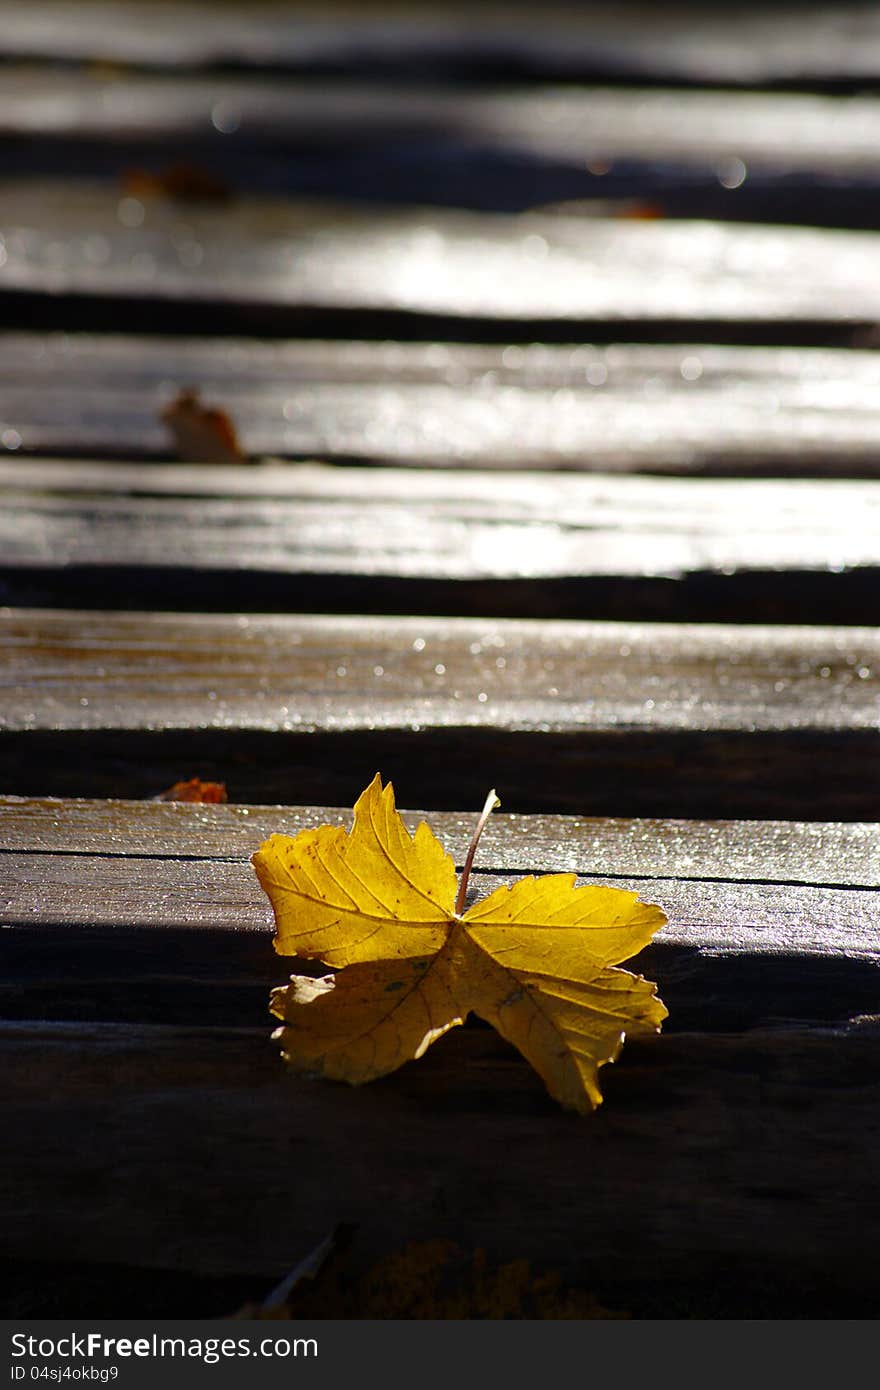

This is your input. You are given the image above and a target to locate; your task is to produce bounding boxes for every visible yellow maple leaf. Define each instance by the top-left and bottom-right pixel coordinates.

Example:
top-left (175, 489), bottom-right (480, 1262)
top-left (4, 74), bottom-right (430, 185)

top-left (252, 775), bottom-right (667, 1113)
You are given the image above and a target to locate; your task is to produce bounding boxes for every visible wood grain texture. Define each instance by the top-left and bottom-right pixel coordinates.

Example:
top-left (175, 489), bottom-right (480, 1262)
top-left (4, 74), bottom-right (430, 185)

top-left (8, 796), bottom-right (880, 1031)
top-left (2, 1), bottom-right (880, 88)
top-left (6, 797), bottom-right (880, 1031)
top-left (5, 609), bottom-right (879, 734)
top-left (3, 609), bottom-right (878, 814)
top-left (4, 796), bottom-right (877, 886)
top-left (4, 853), bottom-right (880, 1033)
top-left (8, 335), bottom-right (880, 474)
top-left (5, 851), bottom-right (879, 956)
top-left (2, 182), bottom-right (880, 332)
top-left (3, 1018), bottom-right (880, 1318)
top-left (3, 461), bottom-right (880, 623)
top-left (22, 464), bottom-right (880, 567)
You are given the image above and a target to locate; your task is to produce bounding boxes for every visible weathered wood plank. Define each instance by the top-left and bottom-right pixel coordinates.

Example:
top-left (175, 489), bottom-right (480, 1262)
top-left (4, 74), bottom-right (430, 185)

top-left (6, 71), bottom-right (880, 176)
top-left (5, 852), bottom-right (879, 958)
top-left (3, 608), bottom-right (876, 737)
top-left (9, 919), bottom-right (880, 1037)
top-left (4, 798), bottom-right (879, 1030)
top-left (3, 1018), bottom-right (880, 1318)
top-left (2, 183), bottom-right (880, 332)
top-left (2, 462), bottom-right (879, 623)
top-left (13, 331), bottom-right (880, 395)
top-left (3, 796), bottom-right (877, 887)
top-left (2, 609), bottom-right (877, 815)
top-left (28, 463), bottom-right (880, 557)
top-left (2, 2), bottom-right (880, 89)
top-left (4, 852), bottom-right (880, 1032)
top-left (15, 71), bottom-right (880, 229)
top-left (7, 331), bottom-right (880, 472)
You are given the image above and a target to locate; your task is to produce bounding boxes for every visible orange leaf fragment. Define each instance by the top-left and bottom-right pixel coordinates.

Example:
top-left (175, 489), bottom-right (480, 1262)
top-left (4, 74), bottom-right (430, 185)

top-left (156, 778), bottom-right (228, 803)
top-left (122, 163), bottom-right (231, 203)
top-left (161, 387), bottom-right (246, 464)
top-left (618, 200), bottom-right (666, 220)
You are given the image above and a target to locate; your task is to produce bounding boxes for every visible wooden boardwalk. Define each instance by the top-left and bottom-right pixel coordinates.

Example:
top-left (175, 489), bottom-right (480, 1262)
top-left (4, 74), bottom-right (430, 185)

top-left (2, 1), bottom-right (880, 1321)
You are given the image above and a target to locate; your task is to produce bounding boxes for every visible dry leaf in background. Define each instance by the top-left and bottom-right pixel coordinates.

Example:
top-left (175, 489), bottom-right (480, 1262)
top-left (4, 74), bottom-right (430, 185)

top-left (122, 163), bottom-right (231, 202)
top-left (234, 1238), bottom-right (627, 1320)
top-left (253, 775), bottom-right (667, 1113)
top-left (155, 778), bottom-right (228, 803)
top-left (161, 388), bottom-right (246, 463)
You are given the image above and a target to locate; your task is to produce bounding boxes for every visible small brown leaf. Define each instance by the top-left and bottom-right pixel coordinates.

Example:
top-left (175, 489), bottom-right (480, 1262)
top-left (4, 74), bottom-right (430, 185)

top-left (155, 778), bottom-right (228, 803)
top-left (161, 388), bottom-right (246, 464)
top-left (618, 200), bottom-right (666, 220)
top-left (122, 163), bottom-right (231, 203)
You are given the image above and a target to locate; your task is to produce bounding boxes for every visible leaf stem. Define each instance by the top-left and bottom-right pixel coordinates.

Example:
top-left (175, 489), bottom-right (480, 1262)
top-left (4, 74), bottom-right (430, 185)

top-left (455, 787), bottom-right (500, 916)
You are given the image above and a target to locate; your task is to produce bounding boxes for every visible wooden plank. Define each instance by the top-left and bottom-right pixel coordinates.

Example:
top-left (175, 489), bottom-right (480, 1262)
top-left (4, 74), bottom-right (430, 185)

top-left (4, 853), bottom-right (880, 1031)
top-left (9, 458), bottom-right (880, 522)
top-left (4, 796), bottom-right (877, 886)
top-left (5, 852), bottom-right (879, 958)
top-left (3, 2), bottom-right (880, 89)
top-left (5, 608), bottom-right (875, 736)
top-left (8, 68), bottom-right (880, 180)
top-left (2, 610), bottom-right (878, 816)
top-left (8, 905), bottom-right (880, 1038)
top-left (5, 798), bottom-right (879, 1029)
top-left (13, 330), bottom-right (880, 393)
top-left (3, 1018), bottom-right (880, 1318)
top-left (2, 462), bottom-right (879, 623)
top-left (2, 182), bottom-right (880, 332)
top-left (13, 73), bottom-right (880, 227)
top-left (6, 334), bottom-right (880, 472)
